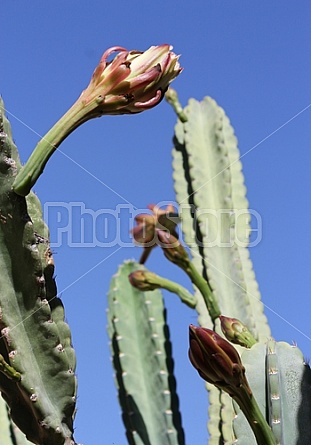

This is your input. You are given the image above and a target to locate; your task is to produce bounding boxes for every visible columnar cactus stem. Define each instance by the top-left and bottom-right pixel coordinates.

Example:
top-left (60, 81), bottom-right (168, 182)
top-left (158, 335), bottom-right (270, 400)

top-left (0, 98), bottom-right (77, 445)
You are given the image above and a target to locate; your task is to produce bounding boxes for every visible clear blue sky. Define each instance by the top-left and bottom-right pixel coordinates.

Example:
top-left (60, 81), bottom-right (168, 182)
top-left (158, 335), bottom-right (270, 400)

top-left (1, 2), bottom-right (311, 444)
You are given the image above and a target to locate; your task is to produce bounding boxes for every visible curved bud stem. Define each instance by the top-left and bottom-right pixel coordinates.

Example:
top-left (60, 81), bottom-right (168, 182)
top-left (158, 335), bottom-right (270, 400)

top-left (165, 88), bottom-right (188, 122)
top-left (186, 261), bottom-right (221, 321)
top-left (157, 230), bottom-right (221, 320)
top-left (13, 99), bottom-right (90, 196)
top-left (129, 269), bottom-right (196, 308)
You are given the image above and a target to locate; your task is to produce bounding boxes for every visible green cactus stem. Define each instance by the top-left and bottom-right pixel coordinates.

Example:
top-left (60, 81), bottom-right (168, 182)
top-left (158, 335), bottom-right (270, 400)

top-left (167, 91), bottom-right (271, 443)
top-left (107, 260), bottom-right (185, 445)
top-left (0, 98), bottom-right (77, 445)
top-left (233, 341), bottom-right (311, 444)
top-left (0, 355), bottom-right (21, 382)
top-left (169, 92), bottom-right (270, 340)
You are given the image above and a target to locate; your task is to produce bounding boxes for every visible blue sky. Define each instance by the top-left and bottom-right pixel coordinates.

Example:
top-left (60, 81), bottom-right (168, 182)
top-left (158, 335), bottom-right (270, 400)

top-left (1, 2), bottom-right (311, 444)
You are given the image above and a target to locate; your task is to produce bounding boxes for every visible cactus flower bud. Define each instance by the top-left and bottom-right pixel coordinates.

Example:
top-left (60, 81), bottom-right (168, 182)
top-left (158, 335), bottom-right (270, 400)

top-left (82, 44), bottom-right (182, 115)
top-left (219, 315), bottom-right (257, 348)
top-left (131, 204), bottom-right (179, 263)
top-left (188, 325), bottom-right (251, 396)
top-left (156, 230), bottom-right (190, 270)
top-left (13, 45), bottom-right (182, 196)
top-left (128, 270), bottom-right (161, 291)
top-left (189, 325), bottom-right (278, 445)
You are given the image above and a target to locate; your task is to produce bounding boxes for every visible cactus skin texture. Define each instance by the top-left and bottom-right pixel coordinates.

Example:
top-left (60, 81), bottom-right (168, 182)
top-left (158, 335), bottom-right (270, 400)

top-left (0, 98), bottom-right (77, 445)
top-left (172, 96), bottom-right (269, 340)
top-left (107, 260), bottom-right (185, 445)
top-left (233, 340), bottom-right (311, 444)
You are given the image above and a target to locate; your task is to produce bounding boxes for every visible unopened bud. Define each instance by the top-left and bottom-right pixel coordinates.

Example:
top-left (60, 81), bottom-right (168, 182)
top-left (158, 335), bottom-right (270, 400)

top-left (156, 230), bottom-right (190, 270)
top-left (128, 270), bottom-right (161, 291)
top-left (188, 324), bottom-right (251, 396)
top-left (131, 203), bottom-right (179, 264)
top-left (219, 315), bottom-right (257, 348)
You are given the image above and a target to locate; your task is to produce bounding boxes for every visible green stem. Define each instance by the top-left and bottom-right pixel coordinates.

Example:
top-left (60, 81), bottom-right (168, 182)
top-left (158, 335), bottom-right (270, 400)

top-left (13, 96), bottom-right (100, 196)
top-left (165, 88), bottom-right (188, 122)
top-left (234, 387), bottom-right (277, 445)
top-left (184, 260), bottom-right (221, 321)
top-left (0, 354), bottom-right (21, 381)
top-left (154, 275), bottom-right (197, 308)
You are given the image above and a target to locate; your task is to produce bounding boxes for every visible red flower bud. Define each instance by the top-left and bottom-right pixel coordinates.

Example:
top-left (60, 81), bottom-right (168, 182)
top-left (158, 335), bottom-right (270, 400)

top-left (188, 325), bottom-right (251, 396)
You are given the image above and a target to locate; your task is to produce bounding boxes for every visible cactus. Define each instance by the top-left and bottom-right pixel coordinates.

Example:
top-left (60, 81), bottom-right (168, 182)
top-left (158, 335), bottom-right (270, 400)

top-left (233, 341), bottom-right (311, 444)
top-left (107, 260), bottom-right (185, 445)
top-left (169, 94), bottom-right (272, 442)
top-left (171, 95), bottom-right (270, 339)
top-left (107, 91), bottom-right (311, 445)
top-left (1, 40), bottom-right (310, 445)
top-left (0, 98), bottom-right (77, 445)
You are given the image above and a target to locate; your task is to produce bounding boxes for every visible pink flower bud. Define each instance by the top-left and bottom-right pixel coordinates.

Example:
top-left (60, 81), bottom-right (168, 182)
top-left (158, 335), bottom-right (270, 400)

top-left (81, 45), bottom-right (182, 115)
top-left (131, 203), bottom-right (179, 264)
top-left (156, 230), bottom-right (189, 270)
